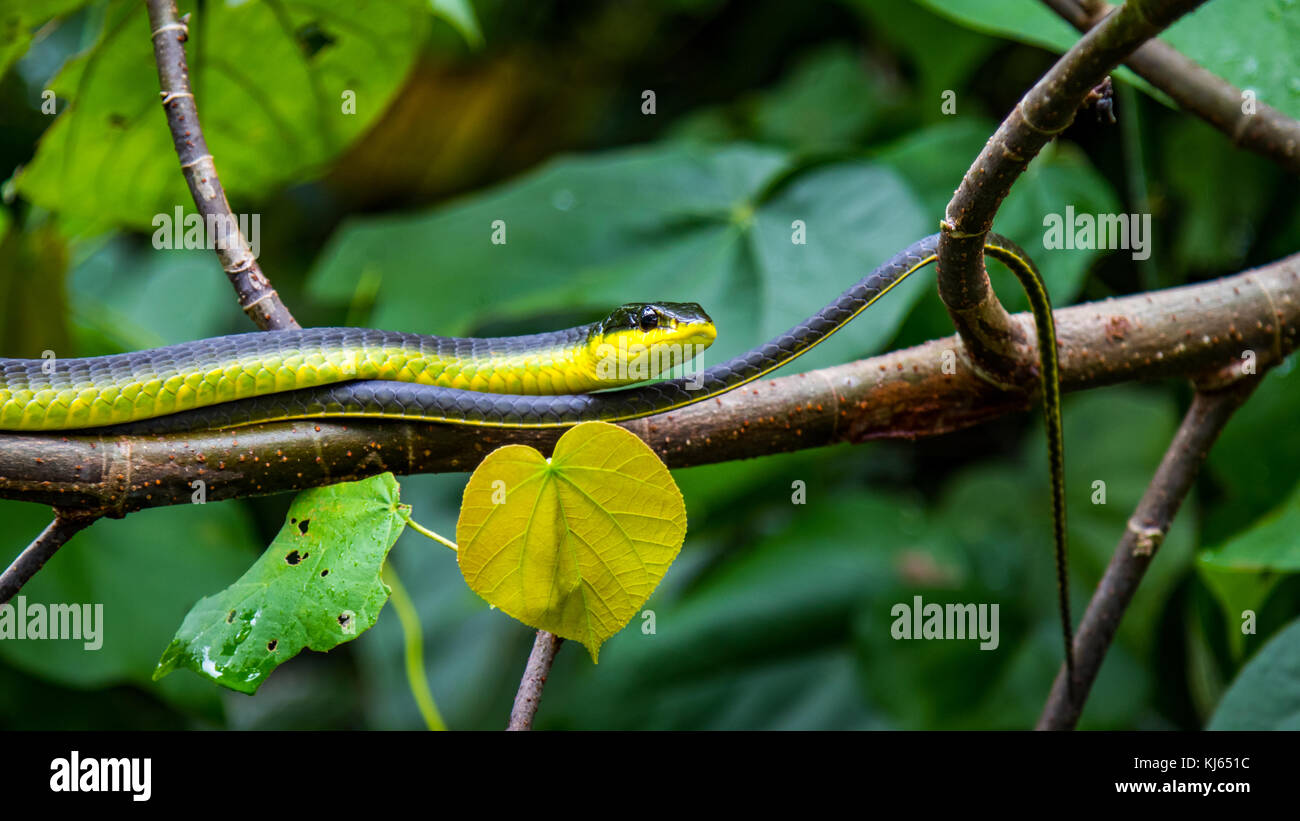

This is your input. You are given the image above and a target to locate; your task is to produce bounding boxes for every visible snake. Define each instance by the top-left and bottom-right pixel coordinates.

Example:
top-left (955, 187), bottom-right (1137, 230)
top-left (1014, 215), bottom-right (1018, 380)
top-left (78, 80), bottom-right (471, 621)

top-left (0, 232), bottom-right (1073, 682)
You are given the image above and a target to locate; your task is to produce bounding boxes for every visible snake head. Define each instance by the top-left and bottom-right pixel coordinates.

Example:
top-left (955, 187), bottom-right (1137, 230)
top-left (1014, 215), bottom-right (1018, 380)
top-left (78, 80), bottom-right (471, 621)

top-left (588, 302), bottom-right (716, 385)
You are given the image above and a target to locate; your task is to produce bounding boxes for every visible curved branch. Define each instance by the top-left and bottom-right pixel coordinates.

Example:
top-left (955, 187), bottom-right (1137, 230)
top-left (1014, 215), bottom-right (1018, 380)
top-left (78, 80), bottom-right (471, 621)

top-left (1044, 0), bottom-right (1300, 175)
top-left (937, 0), bottom-right (1207, 382)
top-left (1037, 379), bottom-right (1259, 729)
top-left (1, 252), bottom-right (1296, 512)
top-left (144, 0), bottom-right (299, 332)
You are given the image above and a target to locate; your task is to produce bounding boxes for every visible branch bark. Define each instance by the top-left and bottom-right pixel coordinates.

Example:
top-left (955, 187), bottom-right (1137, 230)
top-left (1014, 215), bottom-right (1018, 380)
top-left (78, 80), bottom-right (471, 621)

top-left (144, 0), bottom-right (299, 332)
top-left (2, 251), bottom-right (1295, 512)
top-left (507, 631), bottom-right (563, 731)
top-left (938, 0), bottom-right (1207, 383)
top-left (1044, 0), bottom-right (1300, 175)
top-left (1037, 379), bottom-right (1260, 729)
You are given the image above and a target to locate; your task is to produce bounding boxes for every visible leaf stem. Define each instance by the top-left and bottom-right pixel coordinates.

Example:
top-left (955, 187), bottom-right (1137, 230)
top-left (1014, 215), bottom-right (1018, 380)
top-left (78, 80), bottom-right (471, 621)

top-left (403, 512), bottom-right (458, 552)
top-left (383, 563), bottom-right (446, 731)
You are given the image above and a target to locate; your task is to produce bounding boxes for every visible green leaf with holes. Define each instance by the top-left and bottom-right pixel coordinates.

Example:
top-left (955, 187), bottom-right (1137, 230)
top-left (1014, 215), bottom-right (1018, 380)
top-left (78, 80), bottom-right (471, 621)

top-left (456, 422), bottom-right (687, 662)
top-left (153, 473), bottom-right (408, 694)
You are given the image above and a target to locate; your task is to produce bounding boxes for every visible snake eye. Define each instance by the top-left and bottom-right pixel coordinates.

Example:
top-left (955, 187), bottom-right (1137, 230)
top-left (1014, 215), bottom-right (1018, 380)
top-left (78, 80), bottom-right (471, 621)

top-left (638, 306), bottom-right (660, 332)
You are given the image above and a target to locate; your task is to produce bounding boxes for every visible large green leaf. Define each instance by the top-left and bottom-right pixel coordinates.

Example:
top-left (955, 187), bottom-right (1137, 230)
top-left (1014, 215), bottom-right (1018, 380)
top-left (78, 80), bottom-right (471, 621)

top-left (1202, 483), bottom-right (1300, 574)
top-left (1208, 616), bottom-right (1300, 729)
top-left (17, 0), bottom-right (430, 229)
top-left (1197, 473), bottom-right (1300, 640)
top-left (912, 0), bottom-right (1300, 120)
top-left (841, 0), bottom-right (1002, 114)
top-left (0, 0), bottom-right (91, 79)
top-left (154, 473), bottom-right (408, 694)
top-left (1205, 359), bottom-right (1300, 541)
top-left (669, 44), bottom-right (903, 151)
top-left (456, 422), bottom-right (686, 662)
top-left (309, 142), bottom-right (932, 374)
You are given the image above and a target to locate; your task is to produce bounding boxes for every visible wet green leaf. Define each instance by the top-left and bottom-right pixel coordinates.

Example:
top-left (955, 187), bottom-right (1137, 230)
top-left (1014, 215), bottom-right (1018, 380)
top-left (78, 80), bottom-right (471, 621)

top-left (154, 473), bottom-right (407, 694)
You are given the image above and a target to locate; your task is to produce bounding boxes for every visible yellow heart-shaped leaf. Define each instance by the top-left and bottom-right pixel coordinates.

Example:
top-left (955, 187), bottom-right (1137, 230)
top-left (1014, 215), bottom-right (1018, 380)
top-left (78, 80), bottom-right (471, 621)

top-left (456, 422), bottom-right (686, 661)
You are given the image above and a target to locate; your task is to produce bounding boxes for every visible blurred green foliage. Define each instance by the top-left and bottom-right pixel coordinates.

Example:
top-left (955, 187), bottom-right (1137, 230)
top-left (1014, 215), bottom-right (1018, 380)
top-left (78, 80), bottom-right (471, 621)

top-left (0, 0), bottom-right (1297, 730)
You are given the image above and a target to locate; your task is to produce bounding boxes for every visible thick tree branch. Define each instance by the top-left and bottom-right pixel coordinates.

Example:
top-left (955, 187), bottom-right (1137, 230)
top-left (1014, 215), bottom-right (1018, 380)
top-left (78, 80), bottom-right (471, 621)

top-left (507, 631), bottom-right (563, 731)
top-left (144, 0), bottom-right (298, 332)
top-left (0, 509), bottom-right (101, 605)
top-left (1045, 0), bottom-right (1300, 175)
top-left (937, 0), bottom-right (1206, 383)
top-left (1, 252), bottom-right (1296, 512)
top-left (1037, 379), bottom-right (1259, 730)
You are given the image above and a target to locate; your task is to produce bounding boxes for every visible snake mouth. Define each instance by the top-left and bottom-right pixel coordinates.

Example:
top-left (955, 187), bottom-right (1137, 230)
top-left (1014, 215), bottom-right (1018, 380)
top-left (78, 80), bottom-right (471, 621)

top-left (677, 323), bottom-right (717, 350)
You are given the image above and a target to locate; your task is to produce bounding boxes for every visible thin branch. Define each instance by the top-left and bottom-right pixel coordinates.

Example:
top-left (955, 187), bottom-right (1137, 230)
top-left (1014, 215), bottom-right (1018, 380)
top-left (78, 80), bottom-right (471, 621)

top-left (0, 509), bottom-right (101, 605)
top-left (144, 0), bottom-right (298, 332)
top-left (507, 631), bottom-right (563, 731)
top-left (1, 251), bottom-right (1295, 512)
top-left (0, 0), bottom-right (312, 605)
top-left (1037, 378), bottom-right (1260, 729)
top-left (937, 0), bottom-right (1206, 382)
top-left (1044, 0), bottom-right (1300, 175)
